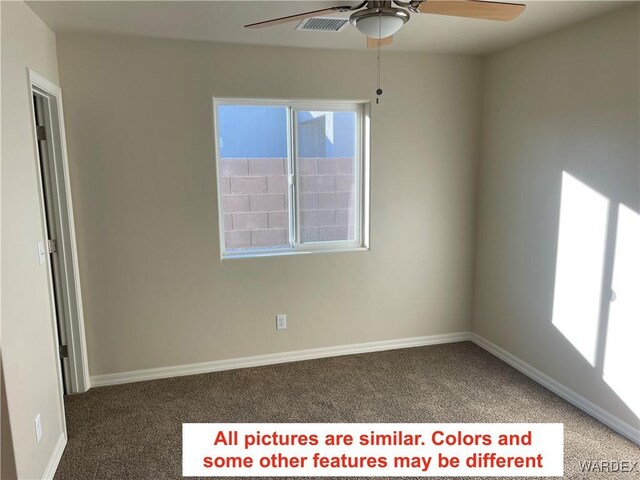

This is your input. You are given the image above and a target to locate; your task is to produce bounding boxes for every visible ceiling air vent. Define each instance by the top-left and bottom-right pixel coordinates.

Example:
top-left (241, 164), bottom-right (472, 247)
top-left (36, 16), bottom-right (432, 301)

top-left (295, 17), bottom-right (350, 32)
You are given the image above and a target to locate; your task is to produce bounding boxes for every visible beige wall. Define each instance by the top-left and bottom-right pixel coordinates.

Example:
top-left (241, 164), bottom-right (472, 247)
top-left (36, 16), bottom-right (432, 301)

top-left (1, 361), bottom-right (18, 480)
top-left (474, 5), bottom-right (639, 430)
top-left (55, 34), bottom-right (482, 377)
top-left (1, 1), bottom-right (66, 478)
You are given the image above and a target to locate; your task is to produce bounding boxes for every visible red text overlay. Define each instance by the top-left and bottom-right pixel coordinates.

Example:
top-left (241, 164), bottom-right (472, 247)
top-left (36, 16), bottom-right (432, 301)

top-left (182, 423), bottom-right (563, 477)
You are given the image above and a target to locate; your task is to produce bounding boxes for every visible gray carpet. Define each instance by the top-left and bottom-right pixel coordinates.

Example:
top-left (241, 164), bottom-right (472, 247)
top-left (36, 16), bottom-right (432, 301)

top-left (53, 342), bottom-right (638, 479)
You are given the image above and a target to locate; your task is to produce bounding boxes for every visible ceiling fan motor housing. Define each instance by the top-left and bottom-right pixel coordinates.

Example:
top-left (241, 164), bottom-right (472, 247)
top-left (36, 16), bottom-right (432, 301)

top-left (350, 6), bottom-right (410, 38)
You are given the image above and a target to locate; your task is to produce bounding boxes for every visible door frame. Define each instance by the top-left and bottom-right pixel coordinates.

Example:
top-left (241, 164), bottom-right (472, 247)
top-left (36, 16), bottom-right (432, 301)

top-left (28, 69), bottom-right (90, 394)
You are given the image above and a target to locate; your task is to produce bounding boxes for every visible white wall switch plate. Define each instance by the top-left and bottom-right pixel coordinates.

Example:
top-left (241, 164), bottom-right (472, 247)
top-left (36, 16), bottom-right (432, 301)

top-left (276, 314), bottom-right (287, 330)
top-left (34, 414), bottom-right (42, 443)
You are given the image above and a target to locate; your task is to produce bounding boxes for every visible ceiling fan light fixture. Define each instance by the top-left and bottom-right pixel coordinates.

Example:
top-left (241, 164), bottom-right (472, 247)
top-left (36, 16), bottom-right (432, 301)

top-left (350, 7), bottom-right (409, 39)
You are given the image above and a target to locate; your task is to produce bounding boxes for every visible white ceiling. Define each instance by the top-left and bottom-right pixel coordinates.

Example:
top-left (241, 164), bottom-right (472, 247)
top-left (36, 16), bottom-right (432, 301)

top-left (27, 1), bottom-right (631, 54)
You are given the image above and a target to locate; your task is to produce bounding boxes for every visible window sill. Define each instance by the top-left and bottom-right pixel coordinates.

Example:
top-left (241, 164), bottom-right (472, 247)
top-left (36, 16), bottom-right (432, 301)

top-left (221, 246), bottom-right (370, 261)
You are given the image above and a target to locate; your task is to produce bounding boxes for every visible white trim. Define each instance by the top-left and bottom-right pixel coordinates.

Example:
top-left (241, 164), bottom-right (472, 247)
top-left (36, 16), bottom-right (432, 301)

top-left (88, 330), bottom-right (638, 445)
top-left (91, 332), bottom-right (471, 387)
top-left (361, 103), bottom-right (371, 249)
top-left (28, 69), bottom-right (90, 393)
top-left (212, 97), bottom-right (226, 257)
top-left (214, 97), bottom-right (370, 109)
top-left (471, 333), bottom-right (640, 445)
top-left (42, 432), bottom-right (66, 480)
top-left (28, 69), bottom-right (59, 96)
top-left (221, 245), bottom-right (369, 260)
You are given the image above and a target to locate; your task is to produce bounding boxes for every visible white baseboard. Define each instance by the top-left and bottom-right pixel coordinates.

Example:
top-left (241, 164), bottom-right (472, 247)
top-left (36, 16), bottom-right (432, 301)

top-left (89, 330), bottom-right (638, 445)
top-left (471, 333), bottom-right (640, 445)
top-left (42, 432), bottom-right (66, 480)
top-left (91, 331), bottom-right (472, 387)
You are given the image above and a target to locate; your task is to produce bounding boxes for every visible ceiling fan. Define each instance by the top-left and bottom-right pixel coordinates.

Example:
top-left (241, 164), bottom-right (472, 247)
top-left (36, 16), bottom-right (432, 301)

top-left (245, 0), bottom-right (526, 47)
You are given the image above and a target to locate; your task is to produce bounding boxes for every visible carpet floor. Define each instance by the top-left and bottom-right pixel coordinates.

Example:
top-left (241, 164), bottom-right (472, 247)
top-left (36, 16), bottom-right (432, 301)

top-left (53, 342), bottom-right (638, 479)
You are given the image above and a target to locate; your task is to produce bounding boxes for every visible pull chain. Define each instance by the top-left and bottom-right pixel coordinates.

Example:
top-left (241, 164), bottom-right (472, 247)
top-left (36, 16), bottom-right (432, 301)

top-left (376, 13), bottom-right (383, 104)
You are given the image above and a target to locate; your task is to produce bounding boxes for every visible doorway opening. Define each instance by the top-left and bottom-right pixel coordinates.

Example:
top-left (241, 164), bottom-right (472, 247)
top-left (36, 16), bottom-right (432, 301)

top-left (30, 70), bottom-right (89, 394)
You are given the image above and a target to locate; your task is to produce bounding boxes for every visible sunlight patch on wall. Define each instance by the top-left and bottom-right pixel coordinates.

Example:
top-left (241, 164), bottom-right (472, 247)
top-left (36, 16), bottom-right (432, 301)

top-left (603, 204), bottom-right (640, 418)
top-left (552, 172), bottom-right (609, 366)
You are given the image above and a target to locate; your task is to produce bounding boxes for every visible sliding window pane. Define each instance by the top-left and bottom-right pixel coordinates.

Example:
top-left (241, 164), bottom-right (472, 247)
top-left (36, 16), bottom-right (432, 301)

top-left (296, 111), bottom-right (357, 243)
top-left (217, 105), bottom-right (290, 251)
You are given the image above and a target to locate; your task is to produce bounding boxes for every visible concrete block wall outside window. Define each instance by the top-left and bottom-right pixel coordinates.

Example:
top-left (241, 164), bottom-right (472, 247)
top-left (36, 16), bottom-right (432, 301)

top-left (221, 157), bottom-right (356, 250)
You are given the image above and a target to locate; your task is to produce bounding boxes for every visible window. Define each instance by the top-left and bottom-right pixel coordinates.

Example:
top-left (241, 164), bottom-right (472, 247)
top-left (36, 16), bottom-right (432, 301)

top-left (214, 99), bottom-right (369, 258)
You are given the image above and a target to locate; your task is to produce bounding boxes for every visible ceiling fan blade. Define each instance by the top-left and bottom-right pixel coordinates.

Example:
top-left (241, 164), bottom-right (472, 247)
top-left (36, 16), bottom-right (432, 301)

top-left (418, 0), bottom-right (525, 21)
top-left (245, 6), bottom-right (350, 29)
top-left (367, 36), bottom-right (394, 48)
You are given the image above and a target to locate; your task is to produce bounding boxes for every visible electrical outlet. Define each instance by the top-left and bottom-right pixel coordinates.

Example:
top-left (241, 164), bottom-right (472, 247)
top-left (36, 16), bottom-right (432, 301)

top-left (276, 314), bottom-right (287, 330)
top-left (34, 414), bottom-right (42, 443)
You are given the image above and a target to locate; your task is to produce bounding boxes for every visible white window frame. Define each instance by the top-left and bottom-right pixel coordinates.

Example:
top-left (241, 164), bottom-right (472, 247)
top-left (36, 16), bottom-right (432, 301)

top-left (213, 97), bottom-right (370, 259)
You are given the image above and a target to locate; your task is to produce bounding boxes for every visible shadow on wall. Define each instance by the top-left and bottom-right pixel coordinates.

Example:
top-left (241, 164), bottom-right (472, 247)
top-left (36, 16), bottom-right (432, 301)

top-left (551, 171), bottom-right (639, 423)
